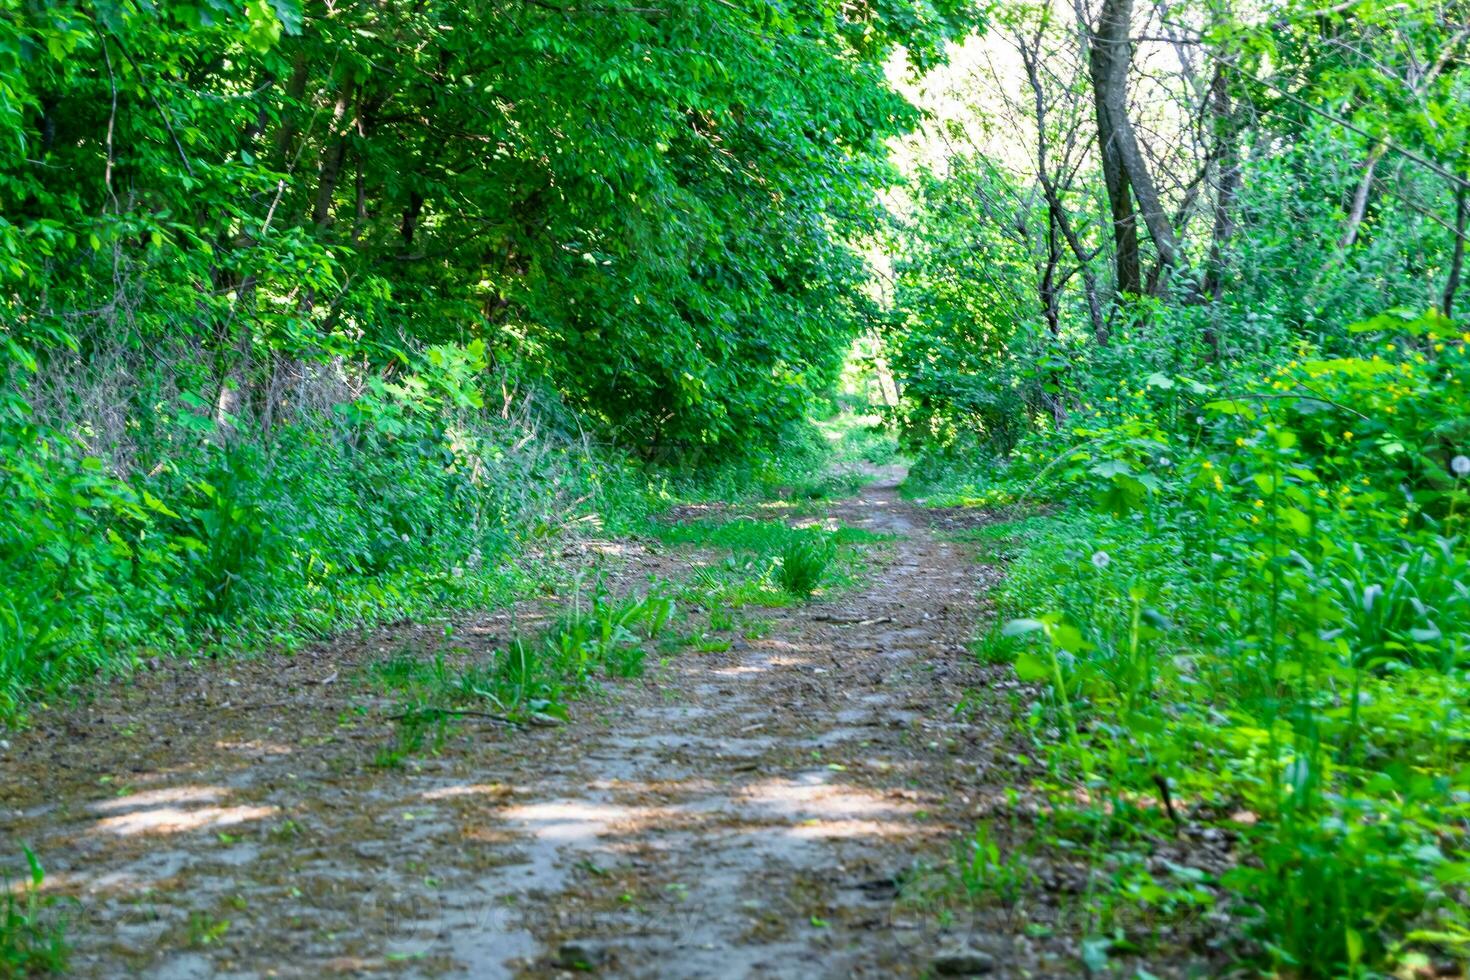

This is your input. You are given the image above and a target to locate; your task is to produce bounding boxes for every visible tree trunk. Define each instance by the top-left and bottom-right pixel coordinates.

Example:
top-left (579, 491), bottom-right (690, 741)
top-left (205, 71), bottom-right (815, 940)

top-left (1087, 0), bottom-right (1180, 292)
top-left (1203, 66), bottom-right (1239, 302)
top-left (1202, 64), bottom-right (1240, 357)
top-left (1021, 32), bottom-right (1108, 342)
top-left (1087, 8), bottom-right (1142, 296)
top-left (1445, 180), bottom-right (1468, 318)
top-left (1339, 144), bottom-right (1385, 249)
top-left (314, 83), bottom-right (355, 229)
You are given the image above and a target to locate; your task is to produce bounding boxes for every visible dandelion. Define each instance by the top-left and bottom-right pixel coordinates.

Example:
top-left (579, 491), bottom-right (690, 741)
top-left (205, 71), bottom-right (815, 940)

top-left (1453, 455), bottom-right (1470, 477)
top-left (1091, 551), bottom-right (1111, 569)
top-left (1343, 431), bottom-right (1354, 441)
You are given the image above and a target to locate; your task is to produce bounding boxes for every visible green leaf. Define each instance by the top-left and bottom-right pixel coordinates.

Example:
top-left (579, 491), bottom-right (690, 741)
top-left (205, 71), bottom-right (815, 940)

top-left (1013, 651), bottom-right (1050, 683)
top-left (1002, 618), bottom-right (1047, 637)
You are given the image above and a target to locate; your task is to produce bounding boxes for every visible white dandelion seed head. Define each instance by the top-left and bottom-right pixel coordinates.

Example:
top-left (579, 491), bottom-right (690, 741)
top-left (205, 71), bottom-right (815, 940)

top-left (1452, 455), bottom-right (1470, 476)
top-left (1091, 550), bottom-right (1111, 569)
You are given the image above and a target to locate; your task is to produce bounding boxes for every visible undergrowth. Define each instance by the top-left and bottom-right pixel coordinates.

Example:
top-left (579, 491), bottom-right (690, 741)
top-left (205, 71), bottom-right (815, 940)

top-left (918, 312), bottom-right (1470, 977)
top-left (366, 579), bottom-right (678, 766)
top-left (0, 345), bottom-right (853, 725)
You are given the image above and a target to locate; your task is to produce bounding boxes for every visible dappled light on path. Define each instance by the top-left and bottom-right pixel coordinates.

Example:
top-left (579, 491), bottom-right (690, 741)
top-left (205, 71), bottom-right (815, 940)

top-left (4, 479), bottom-right (1010, 977)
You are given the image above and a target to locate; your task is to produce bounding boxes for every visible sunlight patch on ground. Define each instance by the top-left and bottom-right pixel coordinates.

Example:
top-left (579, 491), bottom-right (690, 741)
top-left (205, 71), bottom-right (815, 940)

top-left (91, 803), bottom-right (278, 837)
top-left (89, 784), bottom-right (230, 814)
top-left (498, 799), bottom-right (666, 843)
top-left (739, 771), bottom-right (918, 819)
top-left (422, 783), bottom-right (515, 802)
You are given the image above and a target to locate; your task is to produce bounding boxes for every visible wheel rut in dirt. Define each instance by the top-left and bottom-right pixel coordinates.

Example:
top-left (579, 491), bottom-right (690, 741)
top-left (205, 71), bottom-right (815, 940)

top-left (3, 476), bottom-right (1013, 978)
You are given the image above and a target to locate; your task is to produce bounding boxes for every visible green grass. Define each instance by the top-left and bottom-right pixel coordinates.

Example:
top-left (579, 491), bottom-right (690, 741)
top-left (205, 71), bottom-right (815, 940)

top-left (655, 516), bottom-right (887, 553)
top-left (656, 517), bottom-right (889, 605)
top-left (775, 534), bottom-right (837, 597)
top-left (1, 846), bottom-right (72, 976)
top-left (933, 496), bottom-right (1470, 975)
top-left (813, 409), bottom-right (904, 468)
top-left (364, 579), bottom-right (680, 760)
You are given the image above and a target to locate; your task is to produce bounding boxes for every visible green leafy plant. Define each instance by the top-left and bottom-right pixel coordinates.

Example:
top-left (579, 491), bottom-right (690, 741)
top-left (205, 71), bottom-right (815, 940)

top-left (1, 846), bottom-right (73, 976)
top-left (776, 533), bottom-right (838, 597)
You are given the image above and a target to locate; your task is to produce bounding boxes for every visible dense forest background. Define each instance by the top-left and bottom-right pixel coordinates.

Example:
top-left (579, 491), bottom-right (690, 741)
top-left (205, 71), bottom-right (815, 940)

top-left (4, 0), bottom-right (1470, 974)
top-left (1, 0), bottom-right (972, 714)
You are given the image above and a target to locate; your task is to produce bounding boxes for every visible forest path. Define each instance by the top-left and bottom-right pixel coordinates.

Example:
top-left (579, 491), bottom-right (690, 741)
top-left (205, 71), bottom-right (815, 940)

top-left (4, 476), bottom-right (1021, 978)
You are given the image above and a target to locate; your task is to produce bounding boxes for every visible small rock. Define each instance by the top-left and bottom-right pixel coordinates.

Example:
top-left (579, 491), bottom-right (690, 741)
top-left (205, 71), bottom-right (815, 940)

top-left (557, 940), bottom-right (608, 971)
top-left (932, 944), bottom-right (996, 976)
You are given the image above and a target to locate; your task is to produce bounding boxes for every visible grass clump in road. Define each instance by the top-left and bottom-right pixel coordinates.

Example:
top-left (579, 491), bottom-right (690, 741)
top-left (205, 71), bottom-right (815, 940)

top-left (655, 517), bottom-right (889, 604)
top-left (363, 580), bottom-right (679, 765)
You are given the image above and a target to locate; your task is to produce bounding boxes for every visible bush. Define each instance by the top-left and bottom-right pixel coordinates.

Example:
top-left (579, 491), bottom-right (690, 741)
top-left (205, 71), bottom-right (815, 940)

top-left (0, 343), bottom-right (654, 723)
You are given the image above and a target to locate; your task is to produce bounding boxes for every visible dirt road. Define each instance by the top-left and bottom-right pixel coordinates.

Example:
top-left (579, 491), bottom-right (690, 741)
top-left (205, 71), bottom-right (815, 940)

top-left (4, 476), bottom-right (1035, 978)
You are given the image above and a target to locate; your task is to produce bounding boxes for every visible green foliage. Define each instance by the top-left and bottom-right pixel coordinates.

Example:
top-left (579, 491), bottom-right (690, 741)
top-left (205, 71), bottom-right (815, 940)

top-left (0, 351), bottom-right (649, 721)
top-left (1, 0), bottom-right (977, 454)
top-left (0, 0), bottom-right (981, 718)
top-left (955, 821), bottom-right (1033, 908)
top-left (943, 315), bottom-right (1470, 975)
top-left (369, 578), bottom-right (678, 747)
top-left (775, 533), bottom-right (838, 597)
top-left (1, 846), bottom-right (72, 977)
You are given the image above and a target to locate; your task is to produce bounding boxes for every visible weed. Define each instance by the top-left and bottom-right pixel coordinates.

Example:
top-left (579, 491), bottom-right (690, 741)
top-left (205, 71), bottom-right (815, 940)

top-left (1, 846), bottom-right (73, 976)
top-left (184, 911), bottom-right (231, 948)
top-left (956, 822), bottom-right (1033, 908)
top-left (928, 328), bottom-right (1470, 975)
top-left (365, 578), bottom-right (681, 759)
top-left (776, 533), bottom-right (837, 597)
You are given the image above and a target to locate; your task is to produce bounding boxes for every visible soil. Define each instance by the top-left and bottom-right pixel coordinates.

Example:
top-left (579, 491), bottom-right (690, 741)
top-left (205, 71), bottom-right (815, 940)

top-left (2, 472), bottom-right (1084, 977)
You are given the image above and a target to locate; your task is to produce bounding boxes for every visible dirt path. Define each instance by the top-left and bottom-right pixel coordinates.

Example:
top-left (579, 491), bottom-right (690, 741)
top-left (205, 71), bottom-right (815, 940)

top-left (4, 475), bottom-right (1036, 978)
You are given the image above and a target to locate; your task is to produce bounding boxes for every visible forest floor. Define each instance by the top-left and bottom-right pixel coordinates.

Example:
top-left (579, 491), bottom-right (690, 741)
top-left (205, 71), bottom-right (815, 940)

top-left (1, 472), bottom-right (1084, 978)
